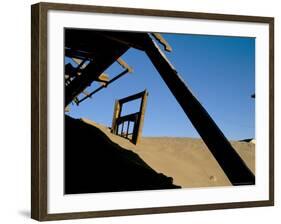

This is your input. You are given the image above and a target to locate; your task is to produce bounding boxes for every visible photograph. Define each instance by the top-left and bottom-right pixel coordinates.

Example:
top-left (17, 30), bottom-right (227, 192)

top-left (64, 29), bottom-right (256, 194)
top-left (31, 3), bottom-right (274, 220)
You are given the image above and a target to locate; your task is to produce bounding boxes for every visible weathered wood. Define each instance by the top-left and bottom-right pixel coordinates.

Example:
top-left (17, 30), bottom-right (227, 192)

top-left (133, 90), bottom-right (148, 144)
top-left (77, 69), bottom-right (130, 104)
top-left (118, 90), bottom-right (147, 104)
top-left (117, 58), bottom-right (133, 73)
top-left (98, 32), bottom-right (146, 51)
top-left (112, 90), bottom-right (148, 144)
top-left (65, 41), bottom-right (129, 106)
top-left (65, 29), bottom-right (116, 53)
top-left (144, 37), bottom-right (255, 185)
top-left (72, 57), bottom-right (82, 65)
top-left (65, 48), bottom-right (94, 61)
top-left (152, 33), bottom-right (172, 52)
top-left (97, 73), bottom-right (109, 83)
top-left (65, 29), bottom-right (255, 184)
top-left (111, 100), bottom-right (121, 134)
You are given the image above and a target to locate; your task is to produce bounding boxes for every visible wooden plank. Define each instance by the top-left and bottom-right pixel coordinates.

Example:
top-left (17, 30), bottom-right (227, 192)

top-left (117, 57), bottom-right (133, 73)
top-left (133, 90), bottom-right (148, 144)
top-left (72, 57), bottom-right (82, 65)
top-left (111, 100), bottom-right (121, 134)
top-left (152, 33), bottom-right (172, 52)
top-left (65, 38), bottom-right (129, 105)
top-left (144, 36), bottom-right (255, 185)
top-left (65, 48), bottom-right (94, 60)
top-left (97, 73), bottom-right (109, 82)
top-left (118, 90), bottom-right (147, 104)
top-left (77, 69), bottom-right (130, 104)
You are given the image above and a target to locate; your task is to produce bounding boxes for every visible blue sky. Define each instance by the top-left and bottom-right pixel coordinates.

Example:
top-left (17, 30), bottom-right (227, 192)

top-left (66, 33), bottom-right (255, 140)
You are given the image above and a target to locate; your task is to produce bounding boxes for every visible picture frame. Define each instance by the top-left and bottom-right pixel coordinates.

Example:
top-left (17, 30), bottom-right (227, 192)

top-left (31, 2), bottom-right (274, 221)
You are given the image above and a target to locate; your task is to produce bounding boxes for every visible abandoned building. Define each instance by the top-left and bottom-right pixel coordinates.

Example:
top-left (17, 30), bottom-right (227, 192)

top-left (64, 29), bottom-right (255, 194)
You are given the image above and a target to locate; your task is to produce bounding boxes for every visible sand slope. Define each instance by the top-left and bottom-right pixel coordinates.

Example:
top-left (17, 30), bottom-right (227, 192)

top-left (81, 118), bottom-right (255, 188)
top-left (65, 116), bottom-right (180, 194)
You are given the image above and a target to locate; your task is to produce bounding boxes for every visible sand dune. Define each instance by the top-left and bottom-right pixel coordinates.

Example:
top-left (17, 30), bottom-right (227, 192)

top-left (65, 116), bottom-right (179, 194)
top-left (82, 118), bottom-right (255, 188)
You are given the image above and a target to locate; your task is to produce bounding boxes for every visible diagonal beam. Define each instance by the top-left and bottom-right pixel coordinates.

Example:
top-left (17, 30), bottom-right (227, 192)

top-left (65, 41), bottom-right (129, 105)
top-left (141, 35), bottom-right (255, 185)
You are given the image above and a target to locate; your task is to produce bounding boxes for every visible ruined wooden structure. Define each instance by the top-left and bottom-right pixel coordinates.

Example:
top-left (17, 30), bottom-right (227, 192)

top-left (64, 29), bottom-right (133, 106)
top-left (64, 29), bottom-right (255, 185)
top-left (111, 90), bottom-right (148, 144)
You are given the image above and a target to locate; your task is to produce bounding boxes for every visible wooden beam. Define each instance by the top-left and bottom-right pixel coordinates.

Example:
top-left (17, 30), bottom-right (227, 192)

top-left (97, 31), bottom-right (148, 51)
top-left (111, 100), bottom-right (121, 134)
top-left (65, 48), bottom-right (94, 61)
top-left (72, 58), bottom-right (82, 65)
top-left (65, 40), bottom-right (129, 105)
top-left (118, 90), bottom-right (147, 104)
top-left (97, 73), bottom-right (109, 83)
top-left (133, 90), bottom-right (148, 144)
top-left (77, 69), bottom-right (130, 105)
top-left (143, 36), bottom-right (255, 185)
top-left (65, 29), bottom-right (112, 53)
top-left (117, 57), bottom-right (133, 73)
top-left (152, 33), bottom-right (172, 52)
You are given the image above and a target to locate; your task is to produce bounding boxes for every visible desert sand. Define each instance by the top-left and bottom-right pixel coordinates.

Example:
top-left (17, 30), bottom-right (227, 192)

top-left (81, 118), bottom-right (255, 188)
top-left (65, 116), bottom-right (179, 194)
